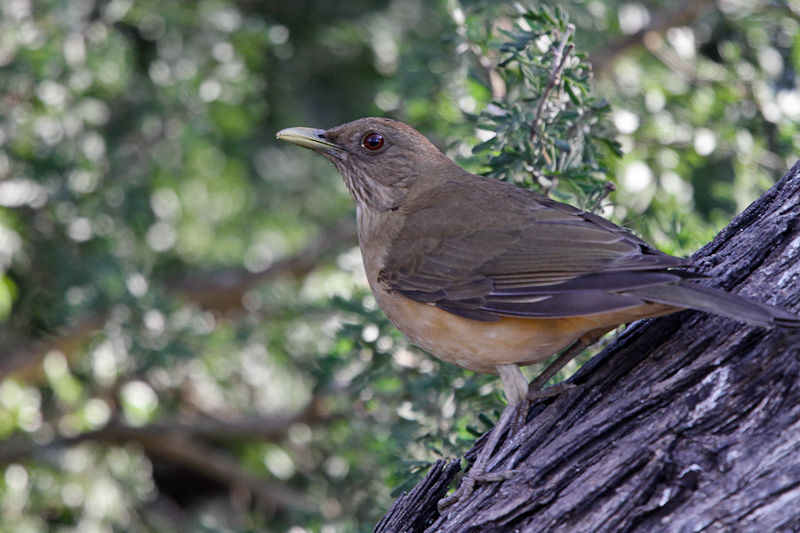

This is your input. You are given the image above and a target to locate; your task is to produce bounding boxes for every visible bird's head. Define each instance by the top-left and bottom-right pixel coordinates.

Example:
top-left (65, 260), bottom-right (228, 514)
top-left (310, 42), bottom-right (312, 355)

top-left (277, 117), bottom-right (453, 212)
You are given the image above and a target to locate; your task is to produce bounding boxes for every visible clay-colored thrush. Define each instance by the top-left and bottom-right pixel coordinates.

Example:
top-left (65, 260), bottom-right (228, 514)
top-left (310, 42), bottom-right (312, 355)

top-left (278, 117), bottom-right (800, 506)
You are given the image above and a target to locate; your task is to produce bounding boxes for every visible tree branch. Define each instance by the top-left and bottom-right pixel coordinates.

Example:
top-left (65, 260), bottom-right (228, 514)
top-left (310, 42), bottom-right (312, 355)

top-left (0, 217), bottom-right (358, 381)
top-left (0, 313), bottom-right (106, 381)
top-left (165, 217), bottom-right (357, 312)
top-left (0, 400), bottom-right (327, 510)
top-left (0, 398), bottom-right (326, 462)
top-left (116, 426), bottom-right (310, 512)
top-left (590, 0), bottom-right (718, 76)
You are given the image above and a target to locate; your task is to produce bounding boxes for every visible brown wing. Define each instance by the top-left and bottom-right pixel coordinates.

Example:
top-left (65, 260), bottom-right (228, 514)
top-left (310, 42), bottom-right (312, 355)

top-left (380, 176), bottom-right (699, 322)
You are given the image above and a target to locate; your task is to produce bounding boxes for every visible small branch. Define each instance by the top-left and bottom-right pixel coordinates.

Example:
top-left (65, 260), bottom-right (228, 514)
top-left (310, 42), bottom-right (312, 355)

top-left (590, 181), bottom-right (617, 213)
top-left (565, 105), bottom-right (600, 142)
top-left (531, 23), bottom-right (575, 138)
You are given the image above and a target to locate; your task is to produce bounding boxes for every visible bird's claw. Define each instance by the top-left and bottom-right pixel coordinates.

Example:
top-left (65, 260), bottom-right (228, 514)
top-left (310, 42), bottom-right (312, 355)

top-left (437, 468), bottom-right (520, 511)
top-left (526, 381), bottom-right (575, 402)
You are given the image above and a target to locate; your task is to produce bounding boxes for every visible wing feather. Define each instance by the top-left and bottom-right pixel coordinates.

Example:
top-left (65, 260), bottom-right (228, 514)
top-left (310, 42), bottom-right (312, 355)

top-left (380, 176), bottom-right (696, 321)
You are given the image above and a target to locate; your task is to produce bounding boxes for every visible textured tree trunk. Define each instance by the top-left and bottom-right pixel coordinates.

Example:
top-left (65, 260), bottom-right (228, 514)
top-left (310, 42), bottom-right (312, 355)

top-left (375, 162), bottom-right (800, 533)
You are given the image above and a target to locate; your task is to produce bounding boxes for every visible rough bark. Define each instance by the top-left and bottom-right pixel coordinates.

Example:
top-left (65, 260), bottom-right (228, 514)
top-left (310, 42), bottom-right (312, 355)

top-left (375, 459), bottom-right (462, 532)
top-left (376, 161), bottom-right (800, 532)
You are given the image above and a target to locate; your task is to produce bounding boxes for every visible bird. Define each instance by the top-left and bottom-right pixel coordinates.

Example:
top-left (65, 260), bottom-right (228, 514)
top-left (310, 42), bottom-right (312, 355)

top-left (277, 117), bottom-right (800, 508)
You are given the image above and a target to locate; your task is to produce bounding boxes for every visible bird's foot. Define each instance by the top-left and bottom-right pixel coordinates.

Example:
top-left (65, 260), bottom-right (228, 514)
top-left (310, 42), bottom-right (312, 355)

top-left (437, 466), bottom-right (518, 511)
top-left (437, 405), bottom-right (520, 512)
top-left (439, 374), bottom-right (577, 511)
top-left (526, 381), bottom-right (575, 402)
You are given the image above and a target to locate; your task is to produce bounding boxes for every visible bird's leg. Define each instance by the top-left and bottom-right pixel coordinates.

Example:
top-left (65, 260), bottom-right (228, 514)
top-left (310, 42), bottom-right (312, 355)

top-left (498, 363), bottom-right (532, 433)
top-left (438, 364), bottom-right (526, 511)
top-left (440, 333), bottom-right (609, 511)
top-left (437, 403), bottom-right (518, 511)
top-left (527, 328), bottom-right (611, 401)
top-left (526, 340), bottom-right (589, 401)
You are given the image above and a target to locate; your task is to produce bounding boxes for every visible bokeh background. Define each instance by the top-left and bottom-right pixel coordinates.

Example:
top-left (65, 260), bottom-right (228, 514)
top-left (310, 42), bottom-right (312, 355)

top-left (1, 0), bottom-right (799, 531)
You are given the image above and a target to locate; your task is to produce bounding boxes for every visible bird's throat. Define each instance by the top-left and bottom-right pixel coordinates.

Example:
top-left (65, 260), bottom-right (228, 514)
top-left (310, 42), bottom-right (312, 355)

top-left (336, 161), bottom-right (405, 213)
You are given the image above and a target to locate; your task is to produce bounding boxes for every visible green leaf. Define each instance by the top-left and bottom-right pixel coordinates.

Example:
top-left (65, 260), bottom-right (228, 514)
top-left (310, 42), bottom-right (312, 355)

top-left (472, 139), bottom-right (496, 154)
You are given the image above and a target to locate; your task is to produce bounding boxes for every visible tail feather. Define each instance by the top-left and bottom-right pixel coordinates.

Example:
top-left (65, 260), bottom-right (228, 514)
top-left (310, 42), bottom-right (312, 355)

top-left (629, 283), bottom-right (800, 328)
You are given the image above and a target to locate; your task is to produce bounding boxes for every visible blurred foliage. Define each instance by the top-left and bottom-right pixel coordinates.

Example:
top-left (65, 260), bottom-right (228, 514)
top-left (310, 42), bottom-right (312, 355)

top-left (0, 0), bottom-right (799, 531)
top-left (468, 6), bottom-right (621, 208)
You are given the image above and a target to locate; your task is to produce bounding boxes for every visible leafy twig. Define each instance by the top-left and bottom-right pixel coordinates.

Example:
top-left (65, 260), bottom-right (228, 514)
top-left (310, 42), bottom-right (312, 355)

top-left (531, 23), bottom-right (575, 138)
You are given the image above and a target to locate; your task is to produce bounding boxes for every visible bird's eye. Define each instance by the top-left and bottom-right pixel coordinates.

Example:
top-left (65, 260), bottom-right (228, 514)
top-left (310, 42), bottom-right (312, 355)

top-left (362, 132), bottom-right (385, 151)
